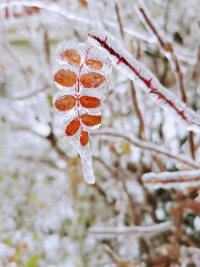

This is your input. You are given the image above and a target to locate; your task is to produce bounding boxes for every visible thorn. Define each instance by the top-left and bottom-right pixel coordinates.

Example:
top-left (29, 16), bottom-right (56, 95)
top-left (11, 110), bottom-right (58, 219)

top-left (146, 78), bottom-right (152, 87)
top-left (179, 110), bottom-right (185, 118)
top-left (150, 87), bottom-right (157, 94)
top-left (103, 36), bottom-right (107, 43)
top-left (117, 58), bottom-right (122, 64)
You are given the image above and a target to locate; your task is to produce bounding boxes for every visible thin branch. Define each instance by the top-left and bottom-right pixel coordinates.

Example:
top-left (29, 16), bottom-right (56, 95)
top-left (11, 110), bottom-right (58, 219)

top-left (142, 170), bottom-right (200, 189)
top-left (91, 131), bottom-right (199, 169)
top-left (93, 156), bottom-right (137, 224)
top-left (130, 81), bottom-right (145, 139)
top-left (89, 221), bottom-right (173, 237)
top-left (13, 87), bottom-right (48, 101)
top-left (114, 3), bottom-right (124, 40)
top-left (138, 5), bottom-right (188, 101)
top-left (137, 4), bottom-right (196, 158)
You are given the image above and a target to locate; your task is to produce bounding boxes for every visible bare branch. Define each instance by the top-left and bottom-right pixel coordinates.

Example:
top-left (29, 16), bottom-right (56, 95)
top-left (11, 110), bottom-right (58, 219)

top-left (91, 130), bottom-right (199, 169)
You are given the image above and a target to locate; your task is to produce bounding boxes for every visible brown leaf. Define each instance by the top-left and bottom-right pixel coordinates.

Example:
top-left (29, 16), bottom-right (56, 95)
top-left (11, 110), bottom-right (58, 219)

top-left (60, 49), bottom-right (81, 66)
top-left (80, 130), bottom-right (89, 146)
top-left (55, 95), bottom-right (76, 112)
top-left (54, 69), bottom-right (77, 87)
top-left (80, 72), bottom-right (105, 88)
top-left (85, 59), bottom-right (103, 70)
top-left (65, 118), bottom-right (80, 136)
top-left (81, 114), bottom-right (101, 126)
top-left (80, 96), bottom-right (101, 108)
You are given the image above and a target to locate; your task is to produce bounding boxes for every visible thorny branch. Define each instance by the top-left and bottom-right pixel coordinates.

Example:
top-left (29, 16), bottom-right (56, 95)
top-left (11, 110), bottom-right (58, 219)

top-left (137, 3), bottom-right (196, 159)
top-left (88, 31), bottom-right (200, 132)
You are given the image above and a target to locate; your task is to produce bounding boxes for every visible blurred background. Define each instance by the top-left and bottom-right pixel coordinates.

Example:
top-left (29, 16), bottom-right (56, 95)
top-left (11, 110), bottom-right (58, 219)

top-left (0, 0), bottom-right (200, 266)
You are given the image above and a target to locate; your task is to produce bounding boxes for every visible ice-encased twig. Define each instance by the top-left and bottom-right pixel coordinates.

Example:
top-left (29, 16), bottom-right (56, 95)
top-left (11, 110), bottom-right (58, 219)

top-left (0, 0), bottom-right (155, 44)
top-left (89, 221), bottom-right (173, 237)
top-left (142, 170), bottom-right (200, 190)
top-left (88, 30), bottom-right (200, 132)
top-left (91, 130), bottom-right (199, 169)
top-left (0, 0), bottom-right (91, 25)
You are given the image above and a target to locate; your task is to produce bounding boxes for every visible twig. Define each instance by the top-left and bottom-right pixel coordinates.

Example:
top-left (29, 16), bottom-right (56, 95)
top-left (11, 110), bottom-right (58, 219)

top-left (13, 87), bottom-right (48, 100)
top-left (114, 3), bottom-right (124, 40)
top-left (137, 4), bottom-right (197, 159)
top-left (137, 5), bottom-right (187, 102)
top-left (89, 221), bottom-right (173, 237)
top-left (93, 156), bottom-right (137, 223)
top-left (91, 131), bottom-right (199, 169)
top-left (142, 169), bottom-right (200, 189)
top-left (129, 40), bottom-right (145, 139)
top-left (130, 81), bottom-right (145, 139)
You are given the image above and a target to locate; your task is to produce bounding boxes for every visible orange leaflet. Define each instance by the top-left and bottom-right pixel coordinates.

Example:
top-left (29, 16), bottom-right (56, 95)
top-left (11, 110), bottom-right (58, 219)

top-left (80, 72), bottom-right (105, 88)
top-left (54, 69), bottom-right (77, 87)
top-left (60, 49), bottom-right (81, 66)
top-left (55, 95), bottom-right (76, 112)
top-left (80, 130), bottom-right (89, 146)
top-left (85, 59), bottom-right (103, 70)
top-left (79, 0), bottom-right (88, 8)
top-left (65, 118), bottom-right (80, 136)
top-left (81, 114), bottom-right (101, 126)
top-left (79, 96), bottom-right (101, 108)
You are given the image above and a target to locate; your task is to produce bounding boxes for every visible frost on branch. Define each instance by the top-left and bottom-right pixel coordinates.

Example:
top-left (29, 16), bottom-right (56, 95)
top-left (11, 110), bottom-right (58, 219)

top-left (88, 30), bottom-right (200, 132)
top-left (53, 41), bottom-right (111, 184)
top-left (142, 170), bottom-right (200, 190)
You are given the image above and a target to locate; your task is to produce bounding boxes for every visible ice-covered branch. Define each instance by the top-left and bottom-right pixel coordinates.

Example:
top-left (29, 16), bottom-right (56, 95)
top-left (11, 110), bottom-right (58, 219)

top-left (0, 0), bottom-right (90, 25)
top-left (136, 4), bottom-right (198, 160)
top-left (136, 3), bottom-right (187, 103)
top-left (91, 131), bottom-right (199, 169)
top-left (89, 221), bottom-right (173, 237)
top-left (88, 30), bottom-right (200, 132)
top-left (0, 0), bottom-right (154, 43)
top-left (142, 170), bottom-right (200, 190)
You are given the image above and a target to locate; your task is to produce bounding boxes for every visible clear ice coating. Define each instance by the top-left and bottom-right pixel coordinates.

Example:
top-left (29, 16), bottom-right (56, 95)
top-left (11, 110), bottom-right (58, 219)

top-left (53, 41), bottom-right (111, 184)
top-left (88, 30), bottom-right (200, 132)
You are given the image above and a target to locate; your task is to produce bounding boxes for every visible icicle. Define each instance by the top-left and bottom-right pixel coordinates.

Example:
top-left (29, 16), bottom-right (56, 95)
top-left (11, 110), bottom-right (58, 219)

top-left (53, 41), bottom-right (111, 184)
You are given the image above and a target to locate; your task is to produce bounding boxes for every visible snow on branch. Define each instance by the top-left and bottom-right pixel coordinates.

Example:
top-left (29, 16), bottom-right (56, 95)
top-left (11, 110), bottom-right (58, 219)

top-left (91, 130), bottom-right (199, 169)
top-left (88, 30), bottom-right (200, 132)
top-left (142, 170), bottom-right (200, 190)
top-left (89, 221), bottom-right (173, 238)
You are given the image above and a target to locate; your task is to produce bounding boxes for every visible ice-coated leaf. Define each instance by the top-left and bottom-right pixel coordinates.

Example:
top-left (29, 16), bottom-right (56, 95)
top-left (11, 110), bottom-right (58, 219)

top-left (85, 59), bottom-right (103, 69)
top-left (54, 95), bottom-right (76, 112)
top-left (80, 96), bottom-right (101, 108)
top-left (80, 130), bottom-right (89, 146)
top-left (81, 114), bottom-right (101, 126)
top-left (53, 40), bottom-right (111, 184)
top-left (54, 69), bottom-right (77, 87)
top-left (80, 72), bottom-right (105, 88)
top-left (65, 118), bottom-right (80, 136)
top-left (60, 49), bottom-right (81, 66)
